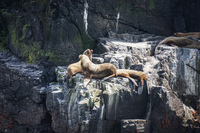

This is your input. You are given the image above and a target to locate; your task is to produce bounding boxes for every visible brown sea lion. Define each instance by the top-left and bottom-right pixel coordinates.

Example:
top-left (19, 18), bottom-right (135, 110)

top-left (102, 69), bottom-right (148, 86)
top-left (79, 54), bottom-right (117, 86)
top-left (174, 32), bottom-right (200, 38)
top-left (67, 49), bottom-right (93, 81)
top-left (102, 69), bottom-right (148, 94)
top-left (158, 36), bottom-right (200, 49)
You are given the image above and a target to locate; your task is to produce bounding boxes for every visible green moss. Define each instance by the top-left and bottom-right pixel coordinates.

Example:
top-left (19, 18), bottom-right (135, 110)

top-left (1, 11), bottom-right (13, 19)
top-left (46, 50), bottom-right (69, 65)
top-left (115, 1), bottom-right (123, 12)
top-left (135, 8), bottom-right (141, 13)
top-left (35, 0), bottom-right (48, 5)
top-left (9, 23), bottom-right (44, 63)
top-left (74, 32), bottom-right (95, 52)
top-left (114, 1), bottom-right (132, 15)
top-left (47, 51), bottom-right (59, 63)
top-left (9, 25), bottom-right (20, 48)
top-left (20, 24), bottom-right (31, 41)
top-left (25, 42), bottom-right (44, 63)
top-left (149, 0), bottom-right (155, 10)
top-left (81, 33), bottom-right (95, 50)
top-left (125, 3), bottom-right (132, 15)
top-left (74, 35), bottom-right (84, 49)
top-left (31, 1), bottom-right (37, 5)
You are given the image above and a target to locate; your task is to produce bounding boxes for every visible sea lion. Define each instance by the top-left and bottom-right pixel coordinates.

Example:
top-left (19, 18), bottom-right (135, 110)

top-left (102, 69), bottom-right (148, 94)
top-left (67, 49), bottom-right (93, 81)
top-left (158, 36), bottom-right (200, 49)
top-left (174, 32), bottom-right (200, 38)
top-left (79, 54), bottom-right (117, 86)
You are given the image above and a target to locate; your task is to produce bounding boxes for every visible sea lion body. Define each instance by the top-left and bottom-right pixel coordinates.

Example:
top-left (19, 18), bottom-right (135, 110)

top-left (158, 36), bottom-right (200, 49)
top-left (67, 49), bottom-right (93, 80)
top-left (117, 69), bottom-right (148, 85)
top-left (117, 69), bottom-right (148, 94)
top-left (174, 32), bottom-right (200, 38)
top-left (87, 63), bottom-right (117, 79)
top-left (102, 69), bottom-right (148, 86)
top-left (102, 69), bottom-right (148, 94)
top-left (79, 54), bottom-right (117, 86)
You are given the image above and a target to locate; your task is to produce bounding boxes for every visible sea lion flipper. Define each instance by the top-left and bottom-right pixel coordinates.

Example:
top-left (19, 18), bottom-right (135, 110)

top-left (128, 77), bottom-right (138, 86)
top-left (101, 74), bottom-right (116, 81)
top-left (84, 78), bottom-right (90, 87)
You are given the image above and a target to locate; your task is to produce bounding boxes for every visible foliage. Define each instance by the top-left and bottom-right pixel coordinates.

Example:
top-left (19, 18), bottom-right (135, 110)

top-left (9, 24), bottom-right (44, 63)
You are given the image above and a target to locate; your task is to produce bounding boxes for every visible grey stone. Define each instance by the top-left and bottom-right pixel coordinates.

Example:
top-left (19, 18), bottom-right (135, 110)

top-left (92, 57), bottom-right (104, 64)
top-left (121, 119), bottom-right (150, 133)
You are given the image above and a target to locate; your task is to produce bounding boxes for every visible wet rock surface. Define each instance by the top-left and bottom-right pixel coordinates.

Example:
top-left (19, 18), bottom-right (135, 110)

top-left (0, 31), bottom-right (200, 133)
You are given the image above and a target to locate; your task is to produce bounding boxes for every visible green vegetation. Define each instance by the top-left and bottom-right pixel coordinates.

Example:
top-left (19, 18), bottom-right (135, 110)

top-left (125, 3), bottom-right (132, 15)
top-left (114, 1), bottom-right (132, 15)
top-left (5, 13), bottom-right (66, 64)
top-left (48, 52), bottom-right (60, 64)
top-left (74, 32), bottom-right (95, 52)
top-left (31, 0), bottom-right (48, 5)
top-left (46, 49), bottom-right (70, 65)
top-left (20, 24), bottom-right (31, 41)
top-left (81, 33), bottom-right (95, 51)
top-left (9, 23), bottom-right (44, 63)
top-left (149, 0), bottom-right (155, 10)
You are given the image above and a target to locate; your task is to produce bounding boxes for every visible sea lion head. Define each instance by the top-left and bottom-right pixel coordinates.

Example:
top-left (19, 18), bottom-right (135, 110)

top-left (83, 49), bottom-right (93, 55)
top-left (83, 49), bottom-right (93, 61)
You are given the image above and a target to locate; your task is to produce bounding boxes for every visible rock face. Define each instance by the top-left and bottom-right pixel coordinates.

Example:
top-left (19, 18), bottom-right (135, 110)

top-left (0, 51), bottom-right (55, 133)
top-left (0, 31), bottom-right (200, 133)
top-left (46, 73), bottom-right (149, 133)
top-left (1, 0), bottom-right (200, 64)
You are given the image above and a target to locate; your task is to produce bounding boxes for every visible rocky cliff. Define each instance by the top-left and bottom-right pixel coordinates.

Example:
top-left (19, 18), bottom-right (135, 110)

top-left (1, 0), bottom-right (200, 65)
top-left (0, 32), bottom-right (200, 133)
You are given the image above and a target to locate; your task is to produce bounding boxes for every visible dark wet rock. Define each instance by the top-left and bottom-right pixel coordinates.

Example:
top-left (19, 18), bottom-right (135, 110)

top-left (0, 51), bottom-right (55, 132)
